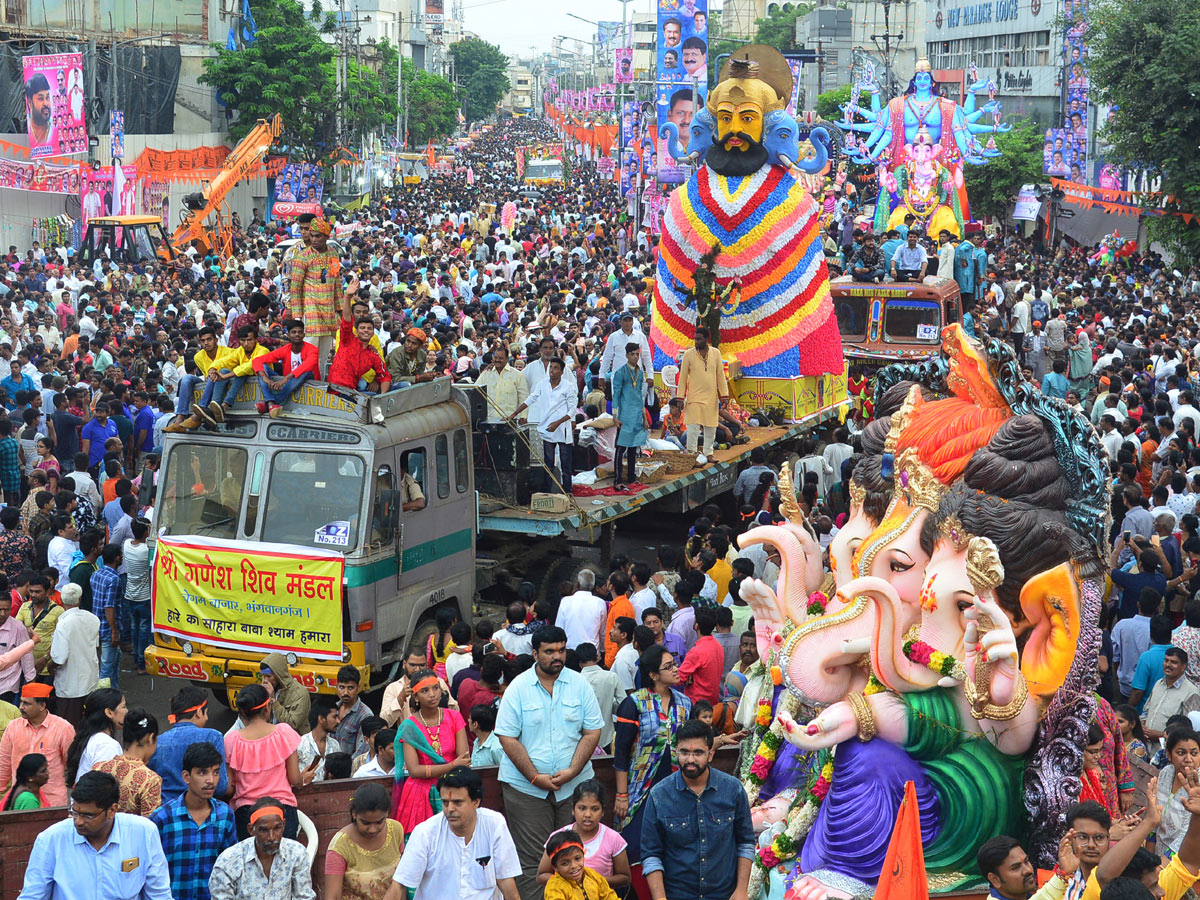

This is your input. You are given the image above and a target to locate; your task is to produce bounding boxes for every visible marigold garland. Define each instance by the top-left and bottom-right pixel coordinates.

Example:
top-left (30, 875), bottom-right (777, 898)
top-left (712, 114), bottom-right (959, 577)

top-left (750, 754), bottom-right (836, 892)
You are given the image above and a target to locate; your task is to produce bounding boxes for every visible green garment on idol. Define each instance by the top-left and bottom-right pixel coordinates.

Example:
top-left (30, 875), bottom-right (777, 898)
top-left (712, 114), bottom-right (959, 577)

top-left (902, 688), bottom-right (1026, 874)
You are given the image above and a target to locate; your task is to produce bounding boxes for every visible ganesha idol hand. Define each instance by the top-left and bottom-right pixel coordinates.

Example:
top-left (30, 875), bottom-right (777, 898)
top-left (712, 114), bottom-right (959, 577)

top-left (963, 594), bottom-right (1020, 706)
top-left (743, 577), bottom-right (787, 664)
top-left (777, 705), bottom-right (854, 751)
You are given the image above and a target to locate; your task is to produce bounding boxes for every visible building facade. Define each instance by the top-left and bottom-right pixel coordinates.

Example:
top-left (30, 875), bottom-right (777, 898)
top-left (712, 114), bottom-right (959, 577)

top-left (925, 0), bottom-right (1060, 127)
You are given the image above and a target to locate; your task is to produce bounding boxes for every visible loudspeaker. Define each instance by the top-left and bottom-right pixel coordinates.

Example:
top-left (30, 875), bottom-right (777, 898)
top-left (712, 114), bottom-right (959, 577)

top-left (457, 384), bottom-right (488, 426)
top-left (475, 467), bottom-right (531, 507)
top-left (474, 424), bottom-right (530, 471)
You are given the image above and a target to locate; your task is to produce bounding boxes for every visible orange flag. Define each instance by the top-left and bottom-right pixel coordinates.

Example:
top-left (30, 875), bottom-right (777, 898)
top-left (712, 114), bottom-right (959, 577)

top-left (874, 780), bottom-right (928, 900)
top-left (425, 140), bottom-right (435, 169)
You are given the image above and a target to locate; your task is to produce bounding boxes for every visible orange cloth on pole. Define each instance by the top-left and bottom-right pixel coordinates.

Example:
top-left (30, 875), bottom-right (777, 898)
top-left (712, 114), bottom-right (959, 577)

top-left (874, 780), bottom-right (929, 900)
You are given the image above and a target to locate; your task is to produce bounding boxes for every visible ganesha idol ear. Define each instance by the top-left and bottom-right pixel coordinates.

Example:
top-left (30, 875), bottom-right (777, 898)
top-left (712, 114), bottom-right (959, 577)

top-left (1017, 562), bottom-right (1082, 703)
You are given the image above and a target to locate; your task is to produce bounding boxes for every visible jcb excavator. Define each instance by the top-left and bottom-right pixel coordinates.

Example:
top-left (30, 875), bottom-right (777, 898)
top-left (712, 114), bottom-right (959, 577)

top-left (172, 113), bottom-right (284, 257)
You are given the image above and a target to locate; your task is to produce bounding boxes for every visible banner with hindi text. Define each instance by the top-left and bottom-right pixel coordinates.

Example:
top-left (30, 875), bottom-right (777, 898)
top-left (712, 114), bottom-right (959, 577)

top-left (152, 534), bottom-right (345, 660)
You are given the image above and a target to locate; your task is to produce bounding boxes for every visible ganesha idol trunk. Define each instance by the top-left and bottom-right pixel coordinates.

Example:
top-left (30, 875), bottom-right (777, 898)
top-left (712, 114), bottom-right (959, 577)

top-left (650, 158), bottom-right (849, 423)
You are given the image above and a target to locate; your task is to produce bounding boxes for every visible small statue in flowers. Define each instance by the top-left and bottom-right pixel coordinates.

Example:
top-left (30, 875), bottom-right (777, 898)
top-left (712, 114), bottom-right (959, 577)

top-left (753, 789), bottom-right (798, 844)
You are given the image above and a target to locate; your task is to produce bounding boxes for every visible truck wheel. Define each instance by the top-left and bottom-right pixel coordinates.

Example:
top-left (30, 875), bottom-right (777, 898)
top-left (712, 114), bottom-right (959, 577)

top-left (209, 685), bottom-right (234, 708)
top-left (535, 557), bottom-right (589, 605)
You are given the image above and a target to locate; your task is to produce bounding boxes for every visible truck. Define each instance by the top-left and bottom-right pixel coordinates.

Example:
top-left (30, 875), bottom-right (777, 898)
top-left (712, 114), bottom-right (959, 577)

top-left (146, 377), bottom-right (844, 703)
top-left (523, 157), bottom-right (565, 186)
top-left (833, 276), bottom-right (962, 373)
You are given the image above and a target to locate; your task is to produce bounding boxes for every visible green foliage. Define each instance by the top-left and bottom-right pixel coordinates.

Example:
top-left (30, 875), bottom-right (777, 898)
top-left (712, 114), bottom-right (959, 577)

top-left (199, 0), bottom-right (336, 157)
top-left (201, 2), bottom-right (458, 157)
top-left (815, 84), bottom-right (852, 121)
top-left (753, 4), bottom-right (811, 51)
top-left (449, 37), bottom-right (510, 123)
top-left (1088, 0), bottom-right (1200, 264)
top-left (961, 118), bottom-right (1044, 221)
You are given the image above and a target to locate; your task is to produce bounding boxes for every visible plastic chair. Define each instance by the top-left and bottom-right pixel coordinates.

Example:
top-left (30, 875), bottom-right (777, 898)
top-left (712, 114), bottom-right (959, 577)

top-left (297, 808), bottom-right (319, 868)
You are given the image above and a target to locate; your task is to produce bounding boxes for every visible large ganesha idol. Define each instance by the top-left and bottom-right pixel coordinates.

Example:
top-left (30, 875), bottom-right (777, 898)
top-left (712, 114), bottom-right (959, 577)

top-left (736, 325), bottom-right (1110, 898)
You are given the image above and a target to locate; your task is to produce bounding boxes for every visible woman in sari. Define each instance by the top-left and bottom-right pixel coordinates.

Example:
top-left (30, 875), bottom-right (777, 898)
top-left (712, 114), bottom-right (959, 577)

top-left (612, 644), bottom-right (691, 868)
top-left (391, 668), bottom-right (470, 831)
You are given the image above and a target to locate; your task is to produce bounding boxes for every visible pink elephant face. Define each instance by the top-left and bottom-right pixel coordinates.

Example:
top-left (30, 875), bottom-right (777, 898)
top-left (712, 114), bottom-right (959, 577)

top-left (855, 504), bottom-right (931, 613)
top-left (829, 499), bottom-right (878, 587)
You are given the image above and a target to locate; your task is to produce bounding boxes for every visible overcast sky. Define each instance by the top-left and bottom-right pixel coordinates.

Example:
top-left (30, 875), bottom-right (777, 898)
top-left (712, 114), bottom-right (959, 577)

top-left (463, 0), bottom-right (658, 58)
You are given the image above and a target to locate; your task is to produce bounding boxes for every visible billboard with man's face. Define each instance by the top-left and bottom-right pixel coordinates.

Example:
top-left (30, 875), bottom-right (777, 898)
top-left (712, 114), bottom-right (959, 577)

top-left (23, 53), bottom-right (86, 159)
top-left (655, 82), bottom-right (707, 184)
top-left (657, 0), bottom-right (708, 84)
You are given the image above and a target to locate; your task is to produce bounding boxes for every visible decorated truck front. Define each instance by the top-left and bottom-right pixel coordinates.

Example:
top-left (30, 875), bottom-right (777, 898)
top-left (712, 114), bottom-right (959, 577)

top-left (146, 380), bottom-right (476, 703)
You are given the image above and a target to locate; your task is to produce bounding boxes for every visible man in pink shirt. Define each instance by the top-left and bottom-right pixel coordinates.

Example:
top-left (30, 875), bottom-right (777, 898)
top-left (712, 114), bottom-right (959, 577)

top-left (676, 608), bottom-right (724, 705)
top-left (0, 681), bottom-right (74, 806)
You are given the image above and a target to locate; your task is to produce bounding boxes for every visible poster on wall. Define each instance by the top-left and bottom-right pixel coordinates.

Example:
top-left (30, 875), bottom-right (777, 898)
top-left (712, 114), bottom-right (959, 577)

top-left (656, 0), bottom-right (708, 84)
top-left (655, 82), bottom-right (707, 184)
top-left (615, 48), bottom-right (633, 84)
top-left (1044, 0), bottom-right (1089, 181)
top-left (22, 53), bottom-right (86, 158)
top-left (274, 162), bottom-right (324, 203)
top-left (110, 111), bottom-right (125, 160)
top-left (80, 165), bottom-right (137, 230)
top-left (0, 159), bottom-right (80, 194)
top-left (141, 177), bottom-right (170, 221)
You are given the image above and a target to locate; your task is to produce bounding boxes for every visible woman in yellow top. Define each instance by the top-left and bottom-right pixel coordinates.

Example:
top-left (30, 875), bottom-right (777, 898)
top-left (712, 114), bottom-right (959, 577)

top-left (543, 830), bottom-right (618, 900)
top-left (325, 782), bottom-right (405, 900)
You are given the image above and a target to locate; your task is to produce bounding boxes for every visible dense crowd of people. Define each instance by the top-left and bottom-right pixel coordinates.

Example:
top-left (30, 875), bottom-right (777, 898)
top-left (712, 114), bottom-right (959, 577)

top-left (0, 111), bottom-right (1193, 900)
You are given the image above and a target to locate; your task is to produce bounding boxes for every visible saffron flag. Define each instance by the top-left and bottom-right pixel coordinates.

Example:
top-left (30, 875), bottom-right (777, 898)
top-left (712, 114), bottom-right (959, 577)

top-left (875, 780), bottom-right (929, 900)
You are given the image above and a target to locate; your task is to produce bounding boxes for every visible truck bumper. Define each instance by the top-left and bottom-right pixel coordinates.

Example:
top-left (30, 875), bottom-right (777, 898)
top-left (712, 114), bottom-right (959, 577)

top-left (145, 640), bottom-right (369, 704)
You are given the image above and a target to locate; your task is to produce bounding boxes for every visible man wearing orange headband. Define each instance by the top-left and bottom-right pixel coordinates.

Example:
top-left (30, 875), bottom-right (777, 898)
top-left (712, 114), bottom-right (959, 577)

top-left (0, 680), bottom-right (72, 807)
top-left (209, 796), bottom-right (314, 900)
top-left (149, 685), bottom-right (229, 804)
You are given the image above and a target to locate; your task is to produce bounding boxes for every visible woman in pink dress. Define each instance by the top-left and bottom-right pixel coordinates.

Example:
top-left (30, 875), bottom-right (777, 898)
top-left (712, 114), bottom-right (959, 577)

top-left (225, 683), bottom-right (304, 839)
top-left (392, 669), bottom-right (470, 831)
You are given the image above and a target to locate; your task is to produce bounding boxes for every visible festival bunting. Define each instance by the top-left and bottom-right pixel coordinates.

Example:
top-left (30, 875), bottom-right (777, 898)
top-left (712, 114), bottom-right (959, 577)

top-left (135, 145), bottom-right (232, 176)
top-left (152, 534), bottom-right (345, 660)
top-left (0, 159), bottom-right (81, 194)
top-left (1049, 177), bottom-right (1198, 221)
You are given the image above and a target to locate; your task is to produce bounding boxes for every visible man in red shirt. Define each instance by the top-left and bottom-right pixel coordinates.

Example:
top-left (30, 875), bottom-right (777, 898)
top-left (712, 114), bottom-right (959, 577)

top-left (677, 607), bottom-right (723, 705)
top-left (327, 277), bottom-right (391, 393)
top-left (251, 318), bottom-right (322, 417)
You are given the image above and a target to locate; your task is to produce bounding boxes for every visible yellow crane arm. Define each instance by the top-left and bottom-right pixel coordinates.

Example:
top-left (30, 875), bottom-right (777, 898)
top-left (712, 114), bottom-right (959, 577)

top-left (171, 113), bottom-right (284, 254)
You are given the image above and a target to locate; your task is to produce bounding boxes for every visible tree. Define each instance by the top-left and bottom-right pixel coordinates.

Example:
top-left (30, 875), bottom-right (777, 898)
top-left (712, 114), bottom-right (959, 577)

top-left (815, 84), bottom-right (852, 121)
top-left (1089, 0), bottom-right (1200, 263)
top-left (754, 4), bottom-right (811, 52)
top-left (449, 37), bottom-right (509, 123)
top-left (960, 119), bottom-right (1045, 222)
top-left (200, 0), bottom-right (336, 157)
top-left (372, 40), bottom-right (457, 146)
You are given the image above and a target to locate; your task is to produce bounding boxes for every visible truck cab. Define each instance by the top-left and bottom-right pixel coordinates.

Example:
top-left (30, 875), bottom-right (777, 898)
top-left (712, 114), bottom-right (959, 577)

top-left (146, 379), bottom-right (475, 702)
top-left (524, 158), bottom-right (565, 186)
top-left (832, 276), bottom-right (962, 372)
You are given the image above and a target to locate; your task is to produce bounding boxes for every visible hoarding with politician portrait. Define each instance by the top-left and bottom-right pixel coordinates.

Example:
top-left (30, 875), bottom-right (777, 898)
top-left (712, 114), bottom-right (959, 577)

top-left (80, 165), bottom-right (137, 230)
top-left (275, 162), bottom-right (325, 203)
top-left (615, 48), bottom-right (634, 84)
top-left (22, 53), bottom-right (86, 158)
top-left (656, 0), bottom-right (708, 84)
top-left (655, 81), bottom-right (708, 184)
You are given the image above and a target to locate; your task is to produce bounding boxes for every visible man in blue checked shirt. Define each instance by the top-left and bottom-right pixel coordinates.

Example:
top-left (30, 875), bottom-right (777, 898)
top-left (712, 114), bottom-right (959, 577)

top-left (90, 545), bottom-right (123, 688)
top-left (641, 720), bottom-right (755, 900)
top-left (150, 742), bottom-right (236, 900)
top-left (18, 771), bottom-right (174, 900)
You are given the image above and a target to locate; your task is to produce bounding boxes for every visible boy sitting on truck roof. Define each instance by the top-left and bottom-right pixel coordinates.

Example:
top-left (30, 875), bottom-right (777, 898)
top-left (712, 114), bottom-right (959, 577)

top-left (250, 319), bottom-right (321, 418)
top-left (328, 275), bottom-right (391, 395)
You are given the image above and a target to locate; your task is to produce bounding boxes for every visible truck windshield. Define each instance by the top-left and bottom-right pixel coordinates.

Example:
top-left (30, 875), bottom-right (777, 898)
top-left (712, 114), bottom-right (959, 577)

top-left (261, 451), bottom-right (366, 549)
top-left (526, 161), bottom-right (562, 180)
top-left (159, 443), bottom-right (247, 540)
top-left (883, 299), bottom-right (941, 344)
top-left (833, 295), bottom-right (869, 340)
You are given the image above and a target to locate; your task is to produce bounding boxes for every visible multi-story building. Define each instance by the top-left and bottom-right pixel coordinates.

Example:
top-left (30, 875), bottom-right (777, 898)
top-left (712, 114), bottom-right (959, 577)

top-left (925, 0), bottom-right (1060, 126)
